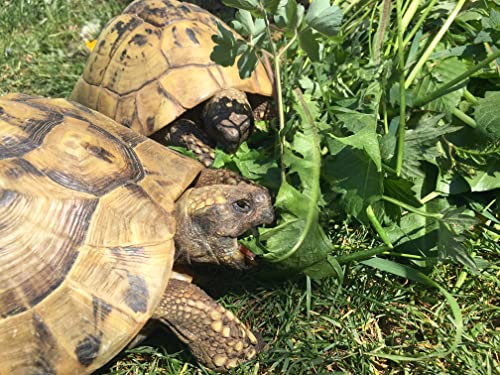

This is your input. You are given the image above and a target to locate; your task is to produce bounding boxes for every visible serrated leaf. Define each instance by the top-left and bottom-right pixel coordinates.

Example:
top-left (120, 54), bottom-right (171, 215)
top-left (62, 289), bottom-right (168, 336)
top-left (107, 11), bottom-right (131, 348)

top-left (323, 148), bottom-right (383, 221)
top-left (305, 0), bottom-right (342, 37)
top-left (303, 255), bottom-right (342, 279)
top-left (258, 214), bottom-right (333, 274)
top-left (414, 57), bottom-right (469, 113)
top-left (402, 114), bottom-right (461, 179)
top-left (438, 222), bottom-right (478, 273)
top-left (473, 91), bottom-right (500, 143)
top-left (384, 177), bottom-right (423, 208)
top-left (258, 91), bottom-right (329, 276)
top-left (330, 112), bottom-right (382, 171)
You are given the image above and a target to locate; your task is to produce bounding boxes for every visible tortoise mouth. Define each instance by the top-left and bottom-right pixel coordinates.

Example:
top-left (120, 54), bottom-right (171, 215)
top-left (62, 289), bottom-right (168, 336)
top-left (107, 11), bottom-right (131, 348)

top-left (239, 243), bottom-right (257, 267)
top-left (223, 232), bottom-right (258, 270)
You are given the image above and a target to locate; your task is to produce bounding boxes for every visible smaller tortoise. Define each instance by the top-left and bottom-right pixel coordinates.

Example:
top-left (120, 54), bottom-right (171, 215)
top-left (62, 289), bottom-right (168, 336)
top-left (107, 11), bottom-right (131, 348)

top-left (71, 0), bottom-right (273, 166)
top-left (0, 94), bottom-right (274, 374)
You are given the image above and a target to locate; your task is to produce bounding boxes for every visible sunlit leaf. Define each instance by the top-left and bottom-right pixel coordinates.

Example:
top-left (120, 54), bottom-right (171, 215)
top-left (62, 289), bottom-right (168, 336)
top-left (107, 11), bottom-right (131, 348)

top-left (305, 0), bottom-right (342, 37)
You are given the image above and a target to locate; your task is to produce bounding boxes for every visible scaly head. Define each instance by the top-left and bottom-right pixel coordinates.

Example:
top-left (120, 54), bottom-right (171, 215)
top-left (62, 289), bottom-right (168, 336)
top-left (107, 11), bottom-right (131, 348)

top-left (174, 182), bottom-right (274, 269)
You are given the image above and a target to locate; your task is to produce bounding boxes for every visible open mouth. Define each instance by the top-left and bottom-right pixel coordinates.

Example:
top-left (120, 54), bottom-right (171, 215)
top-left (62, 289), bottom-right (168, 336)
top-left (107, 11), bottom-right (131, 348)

top-left (234, 227), bottom-right (260, 268)
top-left (239, 243), bottom-right (257, 266)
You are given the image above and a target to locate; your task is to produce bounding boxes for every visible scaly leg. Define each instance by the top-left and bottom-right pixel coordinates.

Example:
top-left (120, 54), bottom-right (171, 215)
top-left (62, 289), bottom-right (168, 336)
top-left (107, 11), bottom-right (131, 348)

top-left (165, 118), bottom-right (216, 167)
top-left (153, 278), bottom-right (263, 371)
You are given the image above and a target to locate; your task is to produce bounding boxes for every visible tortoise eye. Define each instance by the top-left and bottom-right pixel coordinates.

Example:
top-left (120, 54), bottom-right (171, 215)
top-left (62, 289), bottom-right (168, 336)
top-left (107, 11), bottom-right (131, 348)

top-left (233, 199), bottom-right (252, 213)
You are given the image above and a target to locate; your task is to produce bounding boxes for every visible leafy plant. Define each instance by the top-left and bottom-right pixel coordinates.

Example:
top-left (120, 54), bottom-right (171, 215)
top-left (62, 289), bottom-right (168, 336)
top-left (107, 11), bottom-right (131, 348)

top-left (211, 0), bottom-right (500, 360)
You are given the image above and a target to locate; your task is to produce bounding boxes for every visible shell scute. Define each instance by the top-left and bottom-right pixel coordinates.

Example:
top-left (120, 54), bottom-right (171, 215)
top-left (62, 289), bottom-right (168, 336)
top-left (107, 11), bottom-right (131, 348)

top-left (71, 0), bottom-right (272, 136)
top-left (0, 94), bottom-right (201, 374)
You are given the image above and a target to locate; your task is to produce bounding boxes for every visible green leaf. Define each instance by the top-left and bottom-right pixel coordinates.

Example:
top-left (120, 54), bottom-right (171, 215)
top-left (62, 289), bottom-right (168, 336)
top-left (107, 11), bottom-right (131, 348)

top-left (303, 255), bottom-right (343, 280)
top-left (402, 114), bottom-right (461, 179)
top-left (237, 47), bottom-right (258, 79)
top-left (210, 22), bottom-right (238, 66)
top-left (462, 159), bottom-right (500, 192)
top-left (473, 91), bottom-right (500, 143)
top-left (298, 28), bottom-right (320, 61)
top-left (222, 0), bottom-right (259, 11)
top-left (323, 148), bottom-right (383, 222)
top-left (262, 0), bottom-right (281, 13)
top-left (384, 177), bottom-right (423, 208)
top-left (330, 111), bottom-right (382, 171)
top-left (413, 57), bottom-right (469, 114)
top-left (258, 212), bottom-right (334, 277)
top-left (305, 0), bottom-right (342, 37)
top-left (258, 90), bottom-right (328, 275)
top-left (232, 9), bottom-right (255, 36)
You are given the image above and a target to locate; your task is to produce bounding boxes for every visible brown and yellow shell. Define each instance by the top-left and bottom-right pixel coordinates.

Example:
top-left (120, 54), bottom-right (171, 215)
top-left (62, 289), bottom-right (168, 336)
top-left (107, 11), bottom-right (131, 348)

top-left (71, 0), bottom-right (273, 136)
top-left (0, 94), bottom-right (203, 374)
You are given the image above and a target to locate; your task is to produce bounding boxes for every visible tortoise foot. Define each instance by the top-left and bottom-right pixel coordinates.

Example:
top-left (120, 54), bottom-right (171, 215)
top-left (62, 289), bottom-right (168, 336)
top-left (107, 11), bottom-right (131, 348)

top-left (166, 118), bottom-right (215, 167)
top-left (154, 278), bottom-right (262, 371)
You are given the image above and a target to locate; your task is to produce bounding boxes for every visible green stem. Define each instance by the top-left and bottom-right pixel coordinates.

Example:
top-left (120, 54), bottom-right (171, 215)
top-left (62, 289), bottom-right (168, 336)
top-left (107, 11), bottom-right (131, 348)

top-left (403, 0), bottom-right (439, 47)
top-left (401, 0), bottom-right (422, 31)
top-left (452, 107), bottom-right (476, 128)
top-left (386, 252), bottom-right (425, 259)
top-left (405, 0), bottom-right (466, 89)
top-left (383, 195), bottom-right (443, 219)
top-left (366, 205), bottom-right (394, 248)
top-left (414, 49), bottom-right (500, 107)
top-left (463, 89), bottom-right (479, 105)
top-left (420, 191), bottom-right (441, 204)
top-left (262, 6), bottom-right (286, 183)
top-left (395, 0), bottom-right (406, 176)
top-left (335, 245), bottom-right (391, 264)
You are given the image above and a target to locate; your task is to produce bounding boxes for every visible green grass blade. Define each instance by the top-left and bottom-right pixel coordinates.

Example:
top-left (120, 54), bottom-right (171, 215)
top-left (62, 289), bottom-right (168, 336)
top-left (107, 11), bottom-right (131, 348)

top-left (362, 257), bottom-right (464, 361)
top-left (405, 0), bottom-right (467, 89)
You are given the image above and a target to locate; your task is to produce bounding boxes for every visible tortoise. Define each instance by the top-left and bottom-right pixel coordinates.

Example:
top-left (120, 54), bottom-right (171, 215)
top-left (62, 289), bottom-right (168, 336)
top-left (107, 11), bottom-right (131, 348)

top-left (0, 93), bottom-right (274, 374)
top-left (71, 0), bottom-right (273, 167)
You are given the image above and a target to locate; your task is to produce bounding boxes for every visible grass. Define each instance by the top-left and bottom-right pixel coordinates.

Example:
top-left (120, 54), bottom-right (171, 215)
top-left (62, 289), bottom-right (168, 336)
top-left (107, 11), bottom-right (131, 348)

top-left (1, 0), bottom-right (499, 374)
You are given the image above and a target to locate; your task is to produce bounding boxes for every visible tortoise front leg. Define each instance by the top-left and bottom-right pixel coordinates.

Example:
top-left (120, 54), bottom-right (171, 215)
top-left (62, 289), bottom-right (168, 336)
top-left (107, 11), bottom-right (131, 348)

top-left (154, 278), bottom-right (263, 371)
top-left (164, 118), bottom-right (216, 167)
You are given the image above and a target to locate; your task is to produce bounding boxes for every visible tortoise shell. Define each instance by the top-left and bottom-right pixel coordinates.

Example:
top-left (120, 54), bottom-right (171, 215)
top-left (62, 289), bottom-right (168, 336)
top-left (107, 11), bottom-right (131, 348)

top-left (71, 0), bottom-right (273, 136)
top-left (0, 93), bottom-right (203, 374)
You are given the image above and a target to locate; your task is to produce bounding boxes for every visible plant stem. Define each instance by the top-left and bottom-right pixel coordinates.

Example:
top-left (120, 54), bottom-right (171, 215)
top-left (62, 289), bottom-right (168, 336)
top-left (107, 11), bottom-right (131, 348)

top-left (414, 49), bottom-right (500, 106)
top-left (383, 195), bottom-right (443, 219)
top-left (261, 5), bottom-right (286, 182)
top-left (335, 245), bottom-right (391, 264)
top-left (452, 107), bottom-right (476, 128)
top-left (403, 0), bottom-right (439, 47)
top-left (373, 0), bottom-right (391, 66)
top-left (401, 0), bottom-right (422, 31)
top-left (405, 0), bottom-right (466, 89)
top-left (395, 0), bottom-right (406, 176)
top-left (463, 89), bottom-right (479, 105)
top-left (366, 205), bottom-right (394, 248)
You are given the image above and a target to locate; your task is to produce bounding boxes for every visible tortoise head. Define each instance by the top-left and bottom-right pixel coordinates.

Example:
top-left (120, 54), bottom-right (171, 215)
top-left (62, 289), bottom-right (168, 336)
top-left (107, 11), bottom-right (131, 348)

top-left (202, 88), bottom-right (254, 153)
top-left (174, 182), bottom-right (274, 270)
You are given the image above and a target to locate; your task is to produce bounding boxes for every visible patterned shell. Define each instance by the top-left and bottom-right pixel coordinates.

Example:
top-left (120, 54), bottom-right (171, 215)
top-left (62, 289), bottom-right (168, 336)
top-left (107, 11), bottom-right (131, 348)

top-left (0, 94), bottom-right (203, 374)
top-left (71, 0), bottom-right (273, 136)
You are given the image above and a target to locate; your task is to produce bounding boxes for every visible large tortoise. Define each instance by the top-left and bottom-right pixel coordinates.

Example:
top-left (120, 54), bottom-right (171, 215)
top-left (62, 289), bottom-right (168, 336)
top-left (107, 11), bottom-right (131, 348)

top-left (0, 94), bottom-right (274, 374)
top-left (71, 0), bottom-right (273, 166)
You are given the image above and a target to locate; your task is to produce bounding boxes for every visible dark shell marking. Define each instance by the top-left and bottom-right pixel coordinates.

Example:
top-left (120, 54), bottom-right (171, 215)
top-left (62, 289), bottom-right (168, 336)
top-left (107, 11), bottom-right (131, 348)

top-left (124, 273), bottom-right (149, 313)
top-left (75, 333), bottom-right (103, 367)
